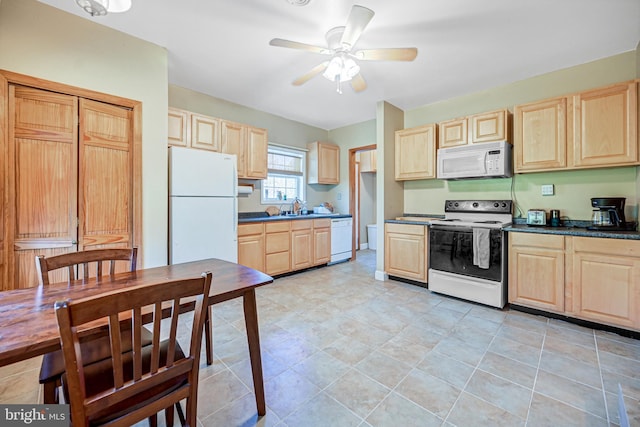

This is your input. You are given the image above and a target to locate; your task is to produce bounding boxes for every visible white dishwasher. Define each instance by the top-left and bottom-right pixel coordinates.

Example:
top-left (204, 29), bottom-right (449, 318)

top-left (330, 217), bottom-right (353, 264)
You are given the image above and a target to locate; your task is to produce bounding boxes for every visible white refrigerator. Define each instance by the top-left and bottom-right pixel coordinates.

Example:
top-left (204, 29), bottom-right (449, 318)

top-left (169, 146), bottom-right (238, 264)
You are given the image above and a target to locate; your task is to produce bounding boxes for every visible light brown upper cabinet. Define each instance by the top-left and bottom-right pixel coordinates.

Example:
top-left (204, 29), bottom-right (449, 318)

top-left (437, 109), bottom-right (510, 149)
top-left (245, 126), bottom-right (268, 179)
top-left (395, 123), bottom-right (437, 180)
top-left (514, 97), bottom-right (567, 171)
top-left (438, 117), bottom-right (468, 148)
top-left (168, 108), bottom-right (189, 147)
top-left (221, 120), bottom-right (246, 177)
top-left (190, 113), bottom-right (220, 152)
top-left (572, 81), bottom-right (638, 168)
top-left (308, 141), bottom-right (339, 184)
top-left (168, 108), bottom-right (268, 179)
top-left (2, 72), bottom-right (141, 291)
top-left (359, 150), bottom-right (377, 173)
top-left (514, 80), bottom-right (639, 173)
top-left (470, 109), bottom-right (509, 143)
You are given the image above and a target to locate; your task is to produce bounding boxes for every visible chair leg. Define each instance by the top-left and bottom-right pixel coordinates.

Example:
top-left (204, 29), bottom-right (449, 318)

top-left (43, 379), bottom-right (59, 404)
top-left (148, 414), bottom-right (157, 427)
top-left (204, 306), bottom-right (213, 365)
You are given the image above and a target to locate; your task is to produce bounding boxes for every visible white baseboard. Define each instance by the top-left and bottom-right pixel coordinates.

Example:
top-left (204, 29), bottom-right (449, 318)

top-left (360, 243), bottom-right (369, 250)
top-left (375, 270), bottom-right (388, 281)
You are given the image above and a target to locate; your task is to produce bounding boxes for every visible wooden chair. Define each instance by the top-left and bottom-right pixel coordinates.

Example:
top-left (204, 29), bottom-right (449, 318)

top-left (36, 248), bottom-right (151, 404)
top-left (35, 248), bottom-right (139, 286)
top-left (55, 271), bottom-right (212, 427)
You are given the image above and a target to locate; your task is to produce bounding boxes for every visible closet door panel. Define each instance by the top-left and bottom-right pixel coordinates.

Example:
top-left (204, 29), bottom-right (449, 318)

top-left (79, 99), bottom-right (133, 251)
top-left (10, 86), bottom-right (78, 289)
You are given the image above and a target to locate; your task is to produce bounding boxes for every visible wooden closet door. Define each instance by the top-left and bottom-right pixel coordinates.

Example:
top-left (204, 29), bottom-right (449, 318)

top-left (9, 86), bottom-right (78, 289)
top-left (78, 99), bottom-right (133, 263)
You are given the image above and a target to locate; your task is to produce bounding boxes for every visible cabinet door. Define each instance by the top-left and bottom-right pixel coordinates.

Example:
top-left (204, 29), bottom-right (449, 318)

top-left (508, 233), bottom-right (565, 313)
top-left (168, 108), bottom-right (189, 147)
top-left (438, 117), bottom-right (467, 148)
top-left (308, 141), bottom-right (339, 184)
top-left (572, 237), bottom-right (640, 329)
top-left (573, 81), bottom-right (638, 167)
top-left (238, 235), bottom-right (265, 272)
top-left (190, 113), bottom-right (220, 152)
top-left (291, 229), bottom-right (313, 270)
top-left (221, 120), bottom-right (246, 178)
top-left (313, 226), bottom-right (331, 265)
top-left (514, 97), bottom-right (567, 172)
top-left (359, 150), bottom-right (377, 173)
top-left (384, 223), bottom-right (426, 282)
top-left (246, 126), bottom-right (268, 179)
top-left (395, 124), bottom-right (436, 180)
top-left (470, 109), bottom-right (508, 143)
top-left (9, 86), bottom-right (79, 289)
top-left (79, 99), bottom-right (133, 258)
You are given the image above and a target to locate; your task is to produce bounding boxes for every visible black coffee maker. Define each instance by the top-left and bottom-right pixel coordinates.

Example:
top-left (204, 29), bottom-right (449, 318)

top-left (587, 197), bottom-right (637, 231)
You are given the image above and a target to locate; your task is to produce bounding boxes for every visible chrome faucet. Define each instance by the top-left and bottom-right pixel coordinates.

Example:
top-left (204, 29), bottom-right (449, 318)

top-left (292, 197), bottom-right (303, 215)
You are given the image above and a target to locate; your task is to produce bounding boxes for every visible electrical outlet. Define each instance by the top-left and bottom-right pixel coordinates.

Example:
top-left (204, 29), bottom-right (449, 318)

top-left (337, 192), bottom-right (342, 201)
top-left (541, 184), bottom-right (555, 196)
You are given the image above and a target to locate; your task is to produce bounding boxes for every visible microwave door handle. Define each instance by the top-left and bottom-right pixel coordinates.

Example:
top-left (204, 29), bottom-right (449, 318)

top-left (481, 151), bottom-right (488, 173)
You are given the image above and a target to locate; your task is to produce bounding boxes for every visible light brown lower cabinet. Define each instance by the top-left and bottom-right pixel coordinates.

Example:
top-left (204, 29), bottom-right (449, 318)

top-left (265, 222), bottom-right (291, 276)
top-left (384, 223), bottom-right (429, 283)
top-left (509, 232), bottom-right (640, 331)
top-left (238, 219), bottom-right (333, 276)
top-left (571, 237), bottom-right (640, 329)
top-left (291, 220), bottom-right (313, 271)
top-left (238, 223), bottom-right (265, 272)
top-left (508, 233), bottom-right (565, 313)
top-left (313, 219), bottom-right (331, 265)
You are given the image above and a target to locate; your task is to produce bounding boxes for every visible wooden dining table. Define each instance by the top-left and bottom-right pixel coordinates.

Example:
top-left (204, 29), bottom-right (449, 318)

top-left (0, 258), bottom-right (273, 416)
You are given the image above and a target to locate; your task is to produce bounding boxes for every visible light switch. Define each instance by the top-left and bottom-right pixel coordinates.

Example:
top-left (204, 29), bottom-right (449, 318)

top-left (541, 184), bottom-right (555, 196)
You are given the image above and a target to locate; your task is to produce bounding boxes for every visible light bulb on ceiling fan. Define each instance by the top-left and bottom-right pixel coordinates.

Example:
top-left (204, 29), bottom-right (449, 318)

top-left (76, 0), bottom-right (132, 16)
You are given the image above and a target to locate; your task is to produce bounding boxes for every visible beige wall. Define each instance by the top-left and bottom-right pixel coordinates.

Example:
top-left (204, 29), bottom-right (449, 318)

top-left (0, 0), bottom-right (169, 267)
top-left (169, 85), bottom-right (331, 213)
top-left (327, 119), bottom-right (376, 215)
top-left (403, 51), bottom-right (639, 221)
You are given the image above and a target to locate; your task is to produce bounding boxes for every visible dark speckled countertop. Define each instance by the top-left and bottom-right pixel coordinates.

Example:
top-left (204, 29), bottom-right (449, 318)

top-left (385, 215), bottom-right (640, 240)
top-left (239, 212), bottom-right (352, 223)
top-left (505, 219), bottom-right (640, 240)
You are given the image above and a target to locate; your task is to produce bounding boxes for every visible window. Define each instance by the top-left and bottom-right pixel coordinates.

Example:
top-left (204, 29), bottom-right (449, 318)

top-left (262, 145), bottom-right (306, 204)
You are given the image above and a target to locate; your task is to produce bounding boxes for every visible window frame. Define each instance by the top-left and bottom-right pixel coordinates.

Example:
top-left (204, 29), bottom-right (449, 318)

top-left (261, 145), bottom-right (306, 205)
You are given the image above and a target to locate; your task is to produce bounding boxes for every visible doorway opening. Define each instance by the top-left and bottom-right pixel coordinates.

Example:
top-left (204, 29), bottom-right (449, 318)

top-left (348, 144), bottom-right (377, 261)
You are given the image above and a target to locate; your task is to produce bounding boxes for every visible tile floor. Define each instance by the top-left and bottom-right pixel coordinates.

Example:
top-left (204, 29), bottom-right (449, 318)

top-left (1, 249), bottom-right (639, 426)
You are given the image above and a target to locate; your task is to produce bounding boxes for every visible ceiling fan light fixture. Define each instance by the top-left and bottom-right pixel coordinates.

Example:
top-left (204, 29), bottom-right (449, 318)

top-left (322, 56), bottom-right (359, 83)
top-left (76, 0), bottom-right (108, 16)
top-left (286, 0), bottom-right (312, 5)
top-left (107, 0), bottom-right (132, 13)
top-left (76, 0), bottom-right (132, 16)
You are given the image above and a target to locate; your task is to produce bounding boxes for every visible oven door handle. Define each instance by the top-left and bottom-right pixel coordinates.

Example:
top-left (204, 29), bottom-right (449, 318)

top-left (430, 224), bottom-right (473, 232)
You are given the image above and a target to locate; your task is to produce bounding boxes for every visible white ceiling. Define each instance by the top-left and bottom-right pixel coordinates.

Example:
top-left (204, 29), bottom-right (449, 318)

top-left (38, 0), bottom-right (640, 130)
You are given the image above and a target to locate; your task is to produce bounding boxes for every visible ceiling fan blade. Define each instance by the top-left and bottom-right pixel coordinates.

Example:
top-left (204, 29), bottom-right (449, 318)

top-left (340, 5), bottom-right (375, 49)
top-left (355, 47), bottom-right (418, 61)
top-left (292, 61), bottom-right (329, 86)
top-left (269, 38), bottom-right (330, 54)
top-left (351, 73), bottom-right (367, 92)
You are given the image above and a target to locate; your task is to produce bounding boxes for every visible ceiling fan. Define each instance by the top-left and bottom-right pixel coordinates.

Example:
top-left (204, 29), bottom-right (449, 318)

top-left (269, 5), bottom-right (418, 94)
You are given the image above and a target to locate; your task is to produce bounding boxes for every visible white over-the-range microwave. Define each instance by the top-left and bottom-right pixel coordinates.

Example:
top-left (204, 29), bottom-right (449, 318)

top-left (436, 140), bottom-right (513, 180)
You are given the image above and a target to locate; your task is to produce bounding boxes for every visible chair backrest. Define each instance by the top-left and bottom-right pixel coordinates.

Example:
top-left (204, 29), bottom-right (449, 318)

top-left (35, 248), bottom-right (138, 286)
top-left (55, 271), bottom-right (212, 427)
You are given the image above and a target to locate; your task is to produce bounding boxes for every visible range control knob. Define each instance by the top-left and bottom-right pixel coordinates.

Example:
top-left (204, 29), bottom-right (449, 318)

top-left (502, 202), bottom-right (507, 208)
top-left (454, 202), bottom-right (459, 208)
top-left (494, 202), bottom-right (499, 208)
top-left (472, 202), bottom-right (479, 208)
